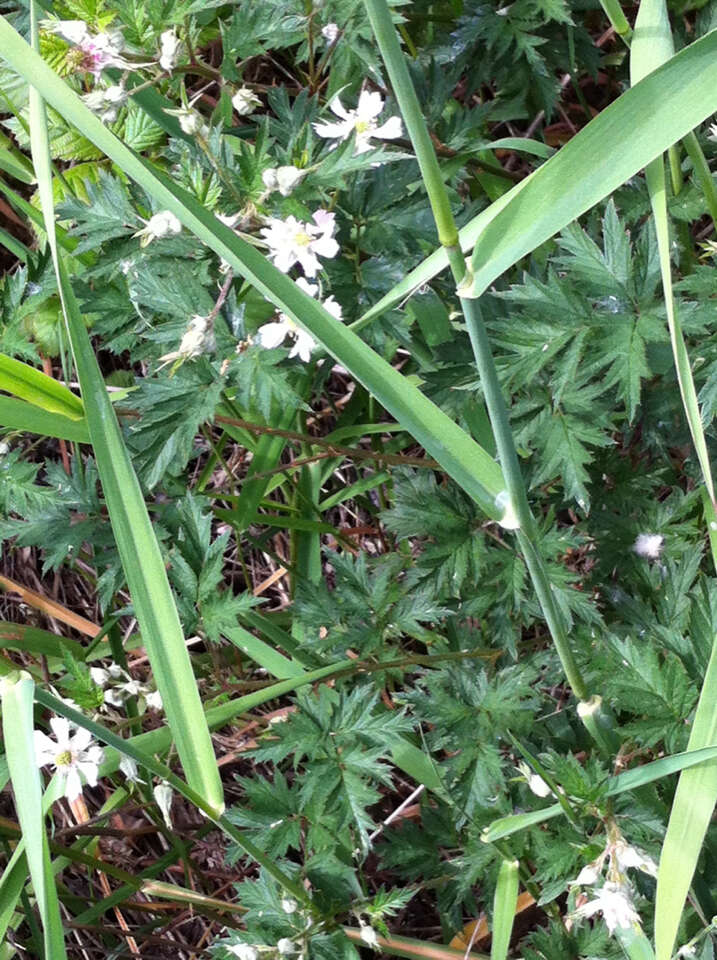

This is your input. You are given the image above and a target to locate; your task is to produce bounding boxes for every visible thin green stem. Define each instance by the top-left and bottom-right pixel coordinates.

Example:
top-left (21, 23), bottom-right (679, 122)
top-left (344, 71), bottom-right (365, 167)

top-left (362, 0), bottom-right (595, 711)
top-left (362, 0), bottom-right (459, 248)
top-left (683, 130), bottom-right (717, 233)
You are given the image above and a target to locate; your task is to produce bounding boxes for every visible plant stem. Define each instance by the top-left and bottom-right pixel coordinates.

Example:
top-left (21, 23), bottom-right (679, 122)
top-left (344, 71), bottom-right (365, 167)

top-left (597, 0), bottom-right (633, 45)
top-left (363, 0), bottom-right (595, 711)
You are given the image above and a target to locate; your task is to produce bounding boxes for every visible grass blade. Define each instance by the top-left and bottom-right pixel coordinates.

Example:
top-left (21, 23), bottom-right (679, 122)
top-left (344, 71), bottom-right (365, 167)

top-left (24, 0), bottom-right (224, 815)
top-left (0, 672), bottom-right (68, 959)
top-left (491, 859), bottom-right (520, 960)
top-left (0, 395), bottom-right (90, 442)
top-left (0, 353), bottom-right (84, 419)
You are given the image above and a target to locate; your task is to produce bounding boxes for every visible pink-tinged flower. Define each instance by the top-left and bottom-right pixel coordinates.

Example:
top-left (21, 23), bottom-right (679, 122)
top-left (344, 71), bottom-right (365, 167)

top-left (313, 90), bottom-right (402, 154)
top-left (41, 19), bottom-right (127, 75)
top-left (257, 277), bottom-right (342, 362)
top-left (34, 716), bottom-right (104, 801)
top-left (260, 210), bottom-right (339, 277)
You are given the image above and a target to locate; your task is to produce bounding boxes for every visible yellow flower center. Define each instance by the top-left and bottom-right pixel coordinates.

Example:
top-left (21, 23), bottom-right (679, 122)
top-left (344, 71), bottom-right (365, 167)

top-left (355, 119), bottom-right (371, 135)
top-left (56, 750), bottom-right (73, 767)
top-left (295, 231), bottom-right (312, 247)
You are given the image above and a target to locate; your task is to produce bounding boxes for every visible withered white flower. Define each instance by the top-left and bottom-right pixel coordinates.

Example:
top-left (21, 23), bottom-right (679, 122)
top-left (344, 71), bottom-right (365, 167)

top-left (321, 22), bottom-right (340, 43)
top-left (159, 29), bottom-right (182, 72)
top-left (359, 924), bottom-right (379, 949)
top-left (34, 716), bottom-right (104, 801)
top-left (232, 86), bottom-right (262, 116)
top-left (633, 532), bottom-right (664, 560)
top-left (257, 277), bottom-right (342, 362)
top-left (281, 898), bottom-right (298, 914)
top-left (313, 90), bottom-right (402, 154)
top-left (572, 882), bottom-right (641, 935)
top-left (158, 315), bottom-right (215, 368)
top-left (135, 210), bottom-right (182, 246)
top-left (228, 946), bottom-right (258, 960)
top-left (153, 780), bottom-right (174, 828)
top-left (260, 210), bottom-right (339, 277)
top-left (82, 83), bottom-right (127, 123)
top-left (516, 760), bottom-right (552, 798)
top-left (262, 165), bottom-right (305, 197)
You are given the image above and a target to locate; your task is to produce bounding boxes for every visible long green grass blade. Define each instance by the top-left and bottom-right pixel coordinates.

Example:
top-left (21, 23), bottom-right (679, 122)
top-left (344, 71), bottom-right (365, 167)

top-left (629, 5), bottom-right (717, 956)
top-left (0, 353), bottom-right (84, 419)
top-left (24, 0), bottom-right (224, 815)
top-left (0, 672), bottom-right (67, 959)
top-left (0, 395), bottom-right (90, 441)
top-left (491, 859), bottom-right (520, 960)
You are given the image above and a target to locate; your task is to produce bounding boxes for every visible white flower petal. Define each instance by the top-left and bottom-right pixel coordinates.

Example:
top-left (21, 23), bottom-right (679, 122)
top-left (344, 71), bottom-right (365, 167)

top-left (373, 116), bottom-right (403, 140)
top-left (49, 717), bottom-right (72, 748)
top-left (357, 90), bottom-right (384, 121)
top-left (258, 321), bottom-right (290, 349)
top-left (64, 767), bottom-right (83, 801)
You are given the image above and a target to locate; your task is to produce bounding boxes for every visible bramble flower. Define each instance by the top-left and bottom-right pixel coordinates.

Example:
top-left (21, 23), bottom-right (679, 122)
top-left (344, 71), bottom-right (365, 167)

top-left (260, 210), bottom-right (339, 277)
top-left (262, 165), bottom-right (305, 197)
top-left (257, 277), bottom-right (342, 362)
top-left (159, 29), bottom-right (182, 72)
top-left (164, 100), bottom-right (208, 137)
top-left (134, 210), bottom-right (182, 246)
top-left (232, 86), bottom-right (262, 116)
top-left (34, 716), bottom-right (104, 802)
top-left (708, 123), bottom-right (717, 142)
top-left (89, 664), bottom-right (163, 714)
top-left (82, 83), bottom-right (127, 123)
top-left (281, 898), bottom-right (298, 914)
top-left (41, 18), bottom-right (90, 45)
top-left (158, 315), bottom-right (215, 368)
top-left (572, 882), bottom-right (640, 935)
top-left (516, 760), bottom-right (552, 798)
top-left (633, 532), bottom-right (664, 560)
top-left (313, 90), bottom-right (402, 154)
top-left (228, 946), bottom-right (258, 960)
top-left (321, 22), bottom-right (340, 43)
top-left (277, 939), bottom-right (296, 955)
top-left (359, 924), bottom-right (379, 949)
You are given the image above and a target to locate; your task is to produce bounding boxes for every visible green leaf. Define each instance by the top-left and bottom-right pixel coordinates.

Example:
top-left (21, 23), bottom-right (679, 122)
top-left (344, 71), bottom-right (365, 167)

top-left (0, 672), bottom-right (67, 960)
top-left (0, 352), bottom-right (84, 419)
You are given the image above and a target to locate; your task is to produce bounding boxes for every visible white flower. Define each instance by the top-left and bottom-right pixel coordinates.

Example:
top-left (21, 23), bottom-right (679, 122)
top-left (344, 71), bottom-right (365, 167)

top-left (262, 165), bottom-right (305, 197)
top-left (260, 210), bottom-right (339, 277)
top-left (613, 841), bottom-right (658, 878)
top-left (82, 83), bottom-right (127, 122)
top-left (321, 22), bottom-right (340, 43)
top-left (135, 210), bottom-right (182, 246)
top-left (35, 716), bottom-right (104, 801)
top-left (633, 532), bottom-right (664, 560)
top-left (153, 780), bottom-right (174, 828)
top-left (678, 946), bottom-right (697, 958)
top-left (708, 123), bottom-right (717, 142)
top-left (232, 86), bottom-right (262, 116)
top-left (516, 760), bottom-right (552, 798)
top-left (574, 862), bottom-right (603, 886)
top-left (41, 18), bottom-right (91, 45)
top-left (0, 440), bottom-right (10, 456)
top-left (277, 939), bottom-right (296, 955)
top-left (228, 946), bottom-right (258, 960)
top-left (90, 664), bottom-right (163, 713)
top-left (119, 756), bottom-right (143, 783)
top-left (359, 924), bottom-right (379, 949)
top-left (76, 28), bottom-right (126, 75)
top-left (258, 277), bottom-right (342, 362)
top-left (572, 882), bottom-right (641, 936)
top-left (159, 29), bottom-right (182, 72)
top-left (281, 898), bottom-right (298, 914)
top-left (313, 90), bottom-right (402, 154)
